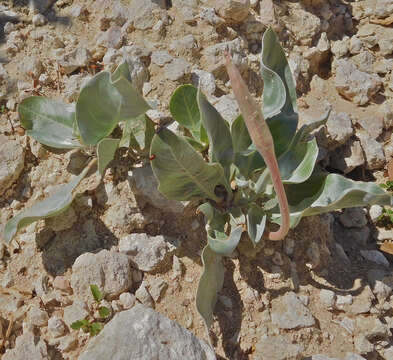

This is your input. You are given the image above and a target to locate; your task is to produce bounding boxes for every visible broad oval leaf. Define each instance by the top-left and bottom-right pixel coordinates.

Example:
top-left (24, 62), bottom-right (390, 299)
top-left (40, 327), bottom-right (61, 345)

top-left (261, 27), bottom-right (297, 119)
top-left (198, 202), bottom-right (228, 233)
top-left (111, 62), bottom-right (150, 119)
top-left (76, 72), bottom-right (122, 145)
top-left (197, 89), bottom-right (234, 179)
top-left (261, 28), bottom-right (298, 157)
top-left (19, 97), bottom-right (82, 149)
top-left (150, 128), bottom-right (226, 202)
top-left (196, 245), bottom-right (225, 330)
top-left (208, 226), bottom-right (243, 255)
top-left (279, 138), bottom-right (319, 184)
top-left (231, 115), bottom-right (251, 153)
top-left (272, 171), bottom-right (393, 228)
top-left (246, 204), bottom-right (267, 246)
top-left (170, 85), bottom-right (204, 141)
top-left (3, 164), bottom-right (91, 243)
top-left (111, 62), bottom-right (132, 83)
top-left (97, 138), bottom-right (120, 175)
top-left (112, 76), bottom-right (151, 120)
top-left (119, 114), bottom-right (155, 151)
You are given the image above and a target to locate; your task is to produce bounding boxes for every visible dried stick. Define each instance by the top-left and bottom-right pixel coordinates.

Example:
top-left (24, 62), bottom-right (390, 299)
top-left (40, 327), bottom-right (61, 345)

top-left (225, 54), bottom-right (290, 241)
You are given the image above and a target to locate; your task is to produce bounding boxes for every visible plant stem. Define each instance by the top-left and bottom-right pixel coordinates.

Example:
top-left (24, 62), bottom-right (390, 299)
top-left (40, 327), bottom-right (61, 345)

top-left (225, 54), bottom-right (290, 241)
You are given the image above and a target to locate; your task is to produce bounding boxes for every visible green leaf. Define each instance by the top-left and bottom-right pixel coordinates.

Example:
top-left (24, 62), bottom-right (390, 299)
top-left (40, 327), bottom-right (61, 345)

top-left (90, 284), bottom-right (103, 302)
top-left (170, 85), bottom-right (204, 142)
top-left (208, 226), bottom-right (243, 255)
top-left (18, 97), bottom-right (82, 149)
top-left (261, 28), bottom-right (298, 157)
top-left (90, 322), bottom-right (104, 336)
top-left (111, 62), bottom-right (150, 119)
top-left (150, 128), bottom-right (226, 202)
top-left (119, 114), bottom-right (155, 151)
top-left (76, 72), bottom-right (122, 145)
top-left (246, 204), bottom-right (267, 246)
top-left (272, 171), bottom-right (393, 228)
top-left (3, 164), bottom-right (91, 243)
top-left (112, 76), bottom-right (151, 121)
top-left (98, 306), bottom-right (110, 318)
top-left (97, 138), bottom-right (120, 175)
top-left (279, 138), bottom-right (319, 184)
top-left (71, 319), bottom-right (89, 330)
top-left (111, 62), bottom-right (132, 83)
top-left (231, 115), bottom-right (251, 153)
top-left (198, 202), bottom-right (228, 233)
top-left (196, 245), bottom-right (225, 330)
top-left (197, 88), bottom-right (234, 175)
top-left (76, 68), bottom-right (150, 145)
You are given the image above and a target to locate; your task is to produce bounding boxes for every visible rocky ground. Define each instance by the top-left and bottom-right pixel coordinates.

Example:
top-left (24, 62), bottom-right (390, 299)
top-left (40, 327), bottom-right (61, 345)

top-left (1, 0), bottom-right (393, 359)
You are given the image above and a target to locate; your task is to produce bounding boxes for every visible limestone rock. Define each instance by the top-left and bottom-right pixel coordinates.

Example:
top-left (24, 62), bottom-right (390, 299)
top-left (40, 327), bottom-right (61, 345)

top-left (0, 136), bottom-right (25, 194)
top-left (71, 250), bottom-right (132, 301)
top-left (164, 58), bottom-right (191, 81)
top-left (119, 233), bottom-right (178, 272)
top-left (79, 304), bottom-right (215, 360)
top-left (216, 0), bottom-right (250, 23)
top-left (271, 292), bottom-right (316, 329)
top-left (2, 333), bottom-right (48, 360)
top-left (335, 59), bottom-right (382, 105)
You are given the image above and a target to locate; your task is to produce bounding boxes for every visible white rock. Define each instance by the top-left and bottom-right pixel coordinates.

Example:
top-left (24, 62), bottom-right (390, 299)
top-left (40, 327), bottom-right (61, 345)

top-left (335, 59), bottom-right (382, 105)
top-left (319, 289), bottom-right (336, 310)
top-left (135, 281), bottom-right (155, 308)
top-left (48, 316), bottom-right (66, 338)
top-left (0, 135), bottom-right (25, 194)
top-left (63, 300), bottom-right (89, 327)
top-left (2, 332), bottom-right (48, 360)
top-left (369, 205), bottom-right (383, 221)
top-left (79, 304), bottom-right (215, 360)
top-left (191, 69), bottom-right (216, 95)
top-left (32, 13), bottom-right (47, 26)
top-left (164, 58), bottom-right (191, 81)
top-left (71, 250), bottom-right (133, 301)
top-left (271, 292), bottom-right (316, 329)
top-left (27, 307), bottom-right (49, 327)
top-left (119, 233), bottom-right (178, 272)
top-left (151, 51), bottom-right (173, 66)
top-left (119, 292), bottom-right (136, 309)
top-left (336, 294), bottom-right (353, 309)
top-left (147, 278), bottom-right (168, 302)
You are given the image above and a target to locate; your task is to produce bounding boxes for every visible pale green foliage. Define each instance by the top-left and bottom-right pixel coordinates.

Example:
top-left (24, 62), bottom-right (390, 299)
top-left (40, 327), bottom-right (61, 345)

top-left (4, 63), bottom-right (152, 243)
top-left (150, 28), bottom-right (393, 331)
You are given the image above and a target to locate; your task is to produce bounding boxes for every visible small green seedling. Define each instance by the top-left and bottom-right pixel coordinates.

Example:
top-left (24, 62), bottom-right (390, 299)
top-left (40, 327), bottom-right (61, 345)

top-left (377, 207), bottom-right (393, 229)
top-left (70, 285), bottom-right (110, 336)
top-left (3, 62), bottom-right (153, 243)
top-left (149, 28), bottom-right (393, 332)
top-left (381, 180), bottom-right (393, 192)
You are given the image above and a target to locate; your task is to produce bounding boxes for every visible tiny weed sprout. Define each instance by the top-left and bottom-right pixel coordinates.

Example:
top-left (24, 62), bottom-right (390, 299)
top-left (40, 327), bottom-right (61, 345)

top-left (381, 180), bottom-right (393, 192)
top-left (4, 62), bottom-right (153, 243)
top-left (71, 285), bottom-right (110, 336)
top-left (149, 28), bottom-right (393, 332)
